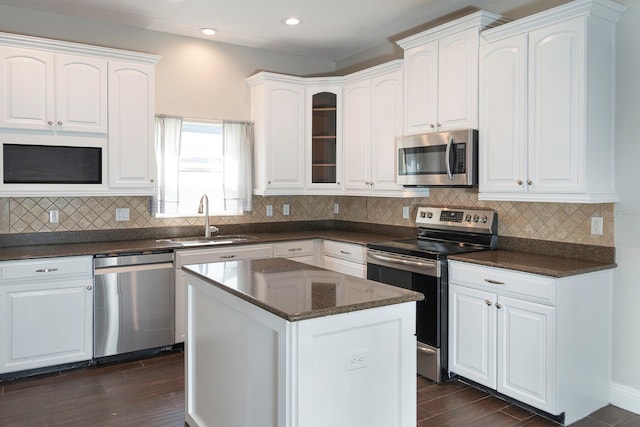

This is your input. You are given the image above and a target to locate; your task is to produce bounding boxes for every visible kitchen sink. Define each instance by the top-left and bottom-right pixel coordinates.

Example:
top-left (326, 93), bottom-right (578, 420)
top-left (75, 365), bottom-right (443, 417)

top-left (156, 235), bottom-right (258, 247)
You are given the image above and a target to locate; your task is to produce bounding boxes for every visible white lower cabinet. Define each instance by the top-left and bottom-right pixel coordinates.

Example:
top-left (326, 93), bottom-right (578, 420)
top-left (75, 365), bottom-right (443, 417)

top-left (448, 260), bottom-right (612, 424)
top-left (174, 244), bottom-right (273, 343)
top-left (322, 240), bottom-right (366, 278)
top-left (0, 256), bottom-right (94, 374)
top-left (273, 239), bottom-right (322, 267)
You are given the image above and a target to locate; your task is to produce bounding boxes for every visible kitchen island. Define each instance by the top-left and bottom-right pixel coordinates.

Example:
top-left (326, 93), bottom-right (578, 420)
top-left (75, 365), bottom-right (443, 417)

top-left (182, 258), bottom-right (423, 427)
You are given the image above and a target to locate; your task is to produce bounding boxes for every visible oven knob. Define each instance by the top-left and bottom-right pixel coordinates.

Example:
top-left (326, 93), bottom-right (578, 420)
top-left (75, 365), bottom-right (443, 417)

top-left (427, 211), bottom-right (433, 218)
top-left (481, 216), bottom-right (488, 223)
top-left (465, 214), bottom-right (472, 222)
top-left (473, 215), bottom-right (480, 222)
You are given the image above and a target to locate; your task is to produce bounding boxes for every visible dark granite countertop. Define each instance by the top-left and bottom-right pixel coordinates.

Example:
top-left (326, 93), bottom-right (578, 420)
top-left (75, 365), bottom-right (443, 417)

top-left (183, 258), bottom-right (424, 321)
top-left (449, 250), bottom-right (617, 278)
top-left (0, 229), bottom-right (399, 261)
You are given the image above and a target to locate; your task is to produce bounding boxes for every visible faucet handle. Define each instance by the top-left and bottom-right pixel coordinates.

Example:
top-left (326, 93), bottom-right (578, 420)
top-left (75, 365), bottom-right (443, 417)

top-left (209, 226), bottom-right (219, 234)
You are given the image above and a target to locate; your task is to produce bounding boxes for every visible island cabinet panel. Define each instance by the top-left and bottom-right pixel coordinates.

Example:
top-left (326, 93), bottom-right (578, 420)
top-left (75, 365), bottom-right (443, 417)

top-left (295, 304), bottom-right (416, 427)
top-left (185, 267), bottom-right (418, 427)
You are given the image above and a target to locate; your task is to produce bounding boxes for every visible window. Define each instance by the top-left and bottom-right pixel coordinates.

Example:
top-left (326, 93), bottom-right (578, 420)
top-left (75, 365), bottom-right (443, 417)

top-left (177, 121), bottom-right (225, 215)
top-left (154, 116), bottom-right (254, 217)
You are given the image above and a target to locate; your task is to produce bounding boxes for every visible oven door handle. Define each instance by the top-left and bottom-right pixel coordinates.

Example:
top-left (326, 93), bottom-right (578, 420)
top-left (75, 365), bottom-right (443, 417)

top-left (445, 134), bottom-right (454, 180)
top-left (368, 251), bottom-right (434, 269)
top-left (367, 251), bottom-right (440, 277)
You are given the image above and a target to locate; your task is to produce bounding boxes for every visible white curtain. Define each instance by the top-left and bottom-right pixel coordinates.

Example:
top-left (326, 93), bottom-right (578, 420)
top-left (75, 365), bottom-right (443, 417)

top-left (154, 115), bottom-right (183, 215)
top-left (223, 120), bottom-right (254, 212)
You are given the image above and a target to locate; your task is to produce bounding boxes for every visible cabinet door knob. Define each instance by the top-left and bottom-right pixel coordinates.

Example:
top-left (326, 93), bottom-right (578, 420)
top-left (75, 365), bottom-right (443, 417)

top-left (87, 285), bottom-right (93, 291)
top-left (436, 122), bottom-right (441, 128)
top-left (430, 123), bottom-right (435, 129)
top-left (496, 303), bottom-right (503, 309)
top-left (517, 180), bottom-right (523, 186)
top-left (150, 179), bottom-right (155, 183)
top-left (527, 180), bottom-right (533, 185)
top-left (48, 121), bottom-right (54, 125)
top-left (485, 300), bottom-right (493, 306)
top-left (57, 121), bottom-right (63, 125)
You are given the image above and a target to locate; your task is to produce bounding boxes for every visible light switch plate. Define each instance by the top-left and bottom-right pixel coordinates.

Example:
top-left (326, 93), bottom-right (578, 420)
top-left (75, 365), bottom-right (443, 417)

top-left (283, 204), bottom-right (290, 216)
top-left (115, 208), bottom-right (130, 221)
top-left (334, 203), bottom-right (339, 214)
top-left (402, 206), bottom-right (410, 219)
top-left (266, 205), bottom-right (273, 217)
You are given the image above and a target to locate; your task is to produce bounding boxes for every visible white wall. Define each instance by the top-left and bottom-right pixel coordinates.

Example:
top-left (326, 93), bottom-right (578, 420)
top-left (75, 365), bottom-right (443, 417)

top-left (0, 4), bottom-right (337, 122)
top-left (612, 0), bottom-right (640, 413)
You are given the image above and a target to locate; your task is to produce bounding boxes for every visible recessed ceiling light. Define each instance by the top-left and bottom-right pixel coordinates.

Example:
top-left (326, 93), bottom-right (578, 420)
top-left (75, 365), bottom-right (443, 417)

top-left (200, 28), bottom-right (217, 36)
top-left (282, 17), bottom-right (302, 26)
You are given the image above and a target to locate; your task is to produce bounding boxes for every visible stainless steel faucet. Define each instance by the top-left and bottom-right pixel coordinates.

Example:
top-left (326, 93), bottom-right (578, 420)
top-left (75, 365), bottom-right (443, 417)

top-left (198, 194), bottom-right (212, 238)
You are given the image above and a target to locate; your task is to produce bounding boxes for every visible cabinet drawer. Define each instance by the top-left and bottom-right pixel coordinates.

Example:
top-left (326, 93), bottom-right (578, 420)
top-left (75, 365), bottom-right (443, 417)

top-left (273, 240), bottom-right (315, 258)
top-left (323, 256), bottom-right (366, 279)
top-left (0, 256), bottom-right (93, 283)
top-left (175, 244), bottom-right (273, 267)
top-left (449, 261), bottom-right (556, 304)
top-left (323, 240), bottom-right (366, 264)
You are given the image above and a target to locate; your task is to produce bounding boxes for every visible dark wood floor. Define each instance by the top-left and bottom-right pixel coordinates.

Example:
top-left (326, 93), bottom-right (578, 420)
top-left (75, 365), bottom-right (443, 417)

top-left (0, 350), bottom-right (638, 426)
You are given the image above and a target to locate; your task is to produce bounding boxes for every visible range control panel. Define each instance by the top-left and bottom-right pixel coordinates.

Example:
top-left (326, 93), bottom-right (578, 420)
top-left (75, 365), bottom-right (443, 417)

top-left (415, 206), bottom-right (497, 233)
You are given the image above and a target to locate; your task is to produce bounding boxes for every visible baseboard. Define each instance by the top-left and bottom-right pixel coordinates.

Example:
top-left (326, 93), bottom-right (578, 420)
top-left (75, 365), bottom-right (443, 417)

top-left (610, 382), bottom-right (640, 415)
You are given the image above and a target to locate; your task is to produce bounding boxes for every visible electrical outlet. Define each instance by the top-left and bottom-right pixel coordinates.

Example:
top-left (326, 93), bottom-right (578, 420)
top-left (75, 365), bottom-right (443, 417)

top-left (402, 206), bottom-right (410, 219)
top-left (591, 217), bottom-right (603, 235)
top-left (266, 205), bottom-right (273, 217)
top-left (334, 203), bottom-right (340, 214)
top-left (283, 204), bottom-right (290, 216)
top-left (345, 350), bottom-right (368, 371)
top-left (49, 209), bottom-right (59, 224)
top-left (115, 208), bottom-right (130, 222)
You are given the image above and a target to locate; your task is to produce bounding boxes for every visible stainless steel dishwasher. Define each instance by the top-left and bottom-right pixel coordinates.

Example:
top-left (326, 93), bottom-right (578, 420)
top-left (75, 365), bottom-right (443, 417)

top-left (94, 251), bottom-right (175, 358)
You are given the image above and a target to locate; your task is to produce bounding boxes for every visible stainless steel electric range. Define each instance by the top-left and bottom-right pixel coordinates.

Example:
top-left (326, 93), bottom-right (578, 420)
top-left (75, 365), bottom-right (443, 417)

top-left (366, 206), bottom-right (498, 383)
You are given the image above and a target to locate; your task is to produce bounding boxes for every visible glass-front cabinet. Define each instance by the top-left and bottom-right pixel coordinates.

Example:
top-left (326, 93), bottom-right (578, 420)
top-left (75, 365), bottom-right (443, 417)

top-left (306, 85), bottom-right (342, 191)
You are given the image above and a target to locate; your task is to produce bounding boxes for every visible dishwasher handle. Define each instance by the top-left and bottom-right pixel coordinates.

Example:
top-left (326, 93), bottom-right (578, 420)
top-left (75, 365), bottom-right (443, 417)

top-left (94, 251), bottom-right (174, 268)
top-left (94, 262), bottom-right (174, 275)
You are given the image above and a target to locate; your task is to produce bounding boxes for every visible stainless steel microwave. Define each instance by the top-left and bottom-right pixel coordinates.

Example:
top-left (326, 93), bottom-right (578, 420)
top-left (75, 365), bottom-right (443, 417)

top-left (396, 129), bottom-right (478, 187)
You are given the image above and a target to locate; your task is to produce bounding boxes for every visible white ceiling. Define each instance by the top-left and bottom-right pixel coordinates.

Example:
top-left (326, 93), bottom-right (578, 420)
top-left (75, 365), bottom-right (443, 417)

top-left (0, 0), bottom-right (501, 61)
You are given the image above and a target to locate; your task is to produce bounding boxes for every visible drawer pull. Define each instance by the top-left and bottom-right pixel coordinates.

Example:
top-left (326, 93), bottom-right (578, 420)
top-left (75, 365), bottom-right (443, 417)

top-left (288, 248), bottom-right (302, 252)
top-left (339, 250), bottom-right (352, 255)
top-left (36, 268), bottom-right (59, 273)
top-left (485, 300), bottom-right (493, 306)
top-left (484, 278), bottom-right (505, 285)
top-left (219, 255), bottom-right (236, 259)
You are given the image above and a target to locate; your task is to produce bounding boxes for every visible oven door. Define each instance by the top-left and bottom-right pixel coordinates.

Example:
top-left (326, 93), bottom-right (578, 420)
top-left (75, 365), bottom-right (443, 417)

top-left (366, 249), bottom-right (446, 382)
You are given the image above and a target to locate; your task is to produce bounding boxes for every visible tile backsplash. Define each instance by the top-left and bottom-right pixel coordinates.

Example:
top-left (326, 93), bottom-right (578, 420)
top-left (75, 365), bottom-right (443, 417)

top-left (0, 188), bottom-right (615, 247)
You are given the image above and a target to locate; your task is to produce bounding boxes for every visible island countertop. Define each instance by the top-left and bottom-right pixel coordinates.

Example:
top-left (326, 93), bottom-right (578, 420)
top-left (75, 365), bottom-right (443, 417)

top-left (183, 257), bottom-right (424, 322)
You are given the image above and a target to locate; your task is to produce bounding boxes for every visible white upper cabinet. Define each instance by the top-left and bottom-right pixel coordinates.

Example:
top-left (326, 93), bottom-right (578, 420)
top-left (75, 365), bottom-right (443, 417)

top-left (0, 32), bottom-right (160, 196)
top-left (397, 11), bottom-right (507, 136)
top-left (0, 48), bottom-right (107, 133)
top-left (248, 73), bottom-right (306, 196)
top-left (343, 61), bottom-right (410, 196)
top-left (108, 61), bottom-right (156, 192)
top-left (56, 54), bottom-right (108, 134)
top-left (479, 0), bottom-right (624, 203)
top-left (306, 82), bottom-right (343, 193)
top-left (479, 34), bottom-right (528, 195)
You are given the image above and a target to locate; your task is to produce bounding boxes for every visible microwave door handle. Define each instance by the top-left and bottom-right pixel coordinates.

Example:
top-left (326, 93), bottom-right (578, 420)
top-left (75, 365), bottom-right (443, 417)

top-left (445, 135), bottom-right (454, 180)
